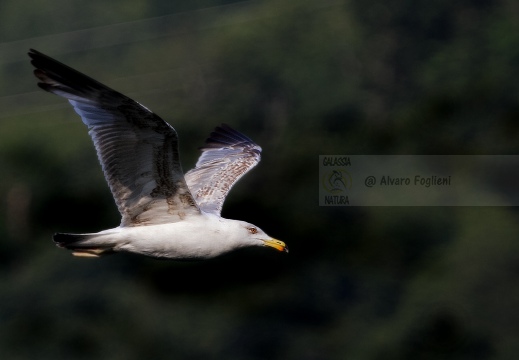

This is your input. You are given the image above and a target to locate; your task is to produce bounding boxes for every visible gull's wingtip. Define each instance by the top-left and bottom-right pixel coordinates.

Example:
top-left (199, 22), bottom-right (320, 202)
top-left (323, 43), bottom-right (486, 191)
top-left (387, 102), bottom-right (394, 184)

top-left (28, 48), bottom-right (42, 60)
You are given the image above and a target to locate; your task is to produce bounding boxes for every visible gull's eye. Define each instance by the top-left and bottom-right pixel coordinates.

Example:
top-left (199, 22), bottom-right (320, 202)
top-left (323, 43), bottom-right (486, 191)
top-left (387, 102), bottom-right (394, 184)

top-left (247, 227), bottom-right (258, 234)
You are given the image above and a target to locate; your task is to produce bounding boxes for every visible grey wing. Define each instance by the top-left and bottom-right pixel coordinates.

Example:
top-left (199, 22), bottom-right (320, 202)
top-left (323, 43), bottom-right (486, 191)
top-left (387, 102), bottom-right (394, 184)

top-left (29, 49), bottom-right (200, 226)
top-left (184, 124), bottom-right (261, 216)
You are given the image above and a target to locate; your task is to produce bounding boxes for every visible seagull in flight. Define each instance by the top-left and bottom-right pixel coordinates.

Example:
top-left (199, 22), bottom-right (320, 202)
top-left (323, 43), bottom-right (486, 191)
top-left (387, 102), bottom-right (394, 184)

top-left (28, 49), bottom-right (287, 259)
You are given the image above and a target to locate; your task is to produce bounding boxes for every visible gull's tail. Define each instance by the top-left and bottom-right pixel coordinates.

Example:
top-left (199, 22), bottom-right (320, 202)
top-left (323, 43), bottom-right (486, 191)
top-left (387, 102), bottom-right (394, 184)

top-left (53, 233), bottom-right (115, 257)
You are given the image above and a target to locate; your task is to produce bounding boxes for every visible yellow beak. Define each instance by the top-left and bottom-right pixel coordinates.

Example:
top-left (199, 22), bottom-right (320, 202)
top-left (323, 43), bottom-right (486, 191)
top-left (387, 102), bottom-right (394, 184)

top-left (263, 238), bottom-right (289, 253)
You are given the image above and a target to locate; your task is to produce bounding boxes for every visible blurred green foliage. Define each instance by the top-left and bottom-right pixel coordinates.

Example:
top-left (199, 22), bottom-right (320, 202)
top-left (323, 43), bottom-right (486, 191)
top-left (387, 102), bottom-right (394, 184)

top-left (2, 0), bottom-right (519, 359)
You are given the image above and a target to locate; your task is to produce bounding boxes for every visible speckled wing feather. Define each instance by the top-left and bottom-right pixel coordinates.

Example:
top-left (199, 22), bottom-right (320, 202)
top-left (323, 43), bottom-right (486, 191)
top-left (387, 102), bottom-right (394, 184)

top-left (184, 124), bottom-right (261, 216)
top-left (29, 49), bottom-right (200, 226)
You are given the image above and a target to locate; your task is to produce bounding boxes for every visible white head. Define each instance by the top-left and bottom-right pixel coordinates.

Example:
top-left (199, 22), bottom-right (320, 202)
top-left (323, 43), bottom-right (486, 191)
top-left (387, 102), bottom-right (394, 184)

top-left (230, 220), bottom-right (288, 253)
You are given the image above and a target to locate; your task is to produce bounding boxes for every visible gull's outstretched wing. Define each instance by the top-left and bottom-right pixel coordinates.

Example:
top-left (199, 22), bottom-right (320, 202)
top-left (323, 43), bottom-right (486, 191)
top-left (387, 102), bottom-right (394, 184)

top-left (184, 124), bottom-right (261, 216)
top-left (29, 49), bottom-right (200, 226)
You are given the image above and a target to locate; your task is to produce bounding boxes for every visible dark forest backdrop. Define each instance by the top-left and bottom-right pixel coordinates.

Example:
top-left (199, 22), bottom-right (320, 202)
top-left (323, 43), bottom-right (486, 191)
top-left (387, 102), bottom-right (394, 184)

top-left (2, 0), bottom-right (519, 359)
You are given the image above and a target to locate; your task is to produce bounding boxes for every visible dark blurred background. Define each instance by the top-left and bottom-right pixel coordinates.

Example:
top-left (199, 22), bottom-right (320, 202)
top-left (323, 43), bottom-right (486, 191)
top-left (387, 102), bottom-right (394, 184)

top-left (2, 0), bottom-right (519, 359)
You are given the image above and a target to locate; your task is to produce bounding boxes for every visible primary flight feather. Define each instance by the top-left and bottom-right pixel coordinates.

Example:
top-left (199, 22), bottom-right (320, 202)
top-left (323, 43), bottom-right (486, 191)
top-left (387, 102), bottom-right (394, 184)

top-left (29, 49), bottom-right (287, 259)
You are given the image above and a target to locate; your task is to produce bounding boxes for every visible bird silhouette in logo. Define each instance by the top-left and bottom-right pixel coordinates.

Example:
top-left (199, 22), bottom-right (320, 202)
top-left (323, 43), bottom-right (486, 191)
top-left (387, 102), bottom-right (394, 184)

top-left (327, 170), bottom-right (348, 192)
